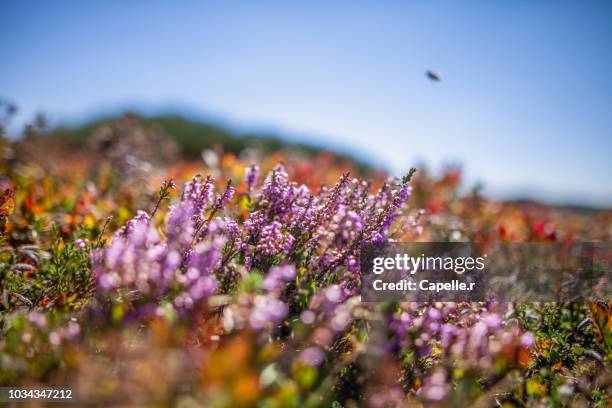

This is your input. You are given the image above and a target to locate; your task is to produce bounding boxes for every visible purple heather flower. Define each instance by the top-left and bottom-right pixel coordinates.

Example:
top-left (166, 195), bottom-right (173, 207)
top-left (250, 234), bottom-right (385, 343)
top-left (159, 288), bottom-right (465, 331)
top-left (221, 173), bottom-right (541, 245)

top-left (65, 321), bottom-right (81, 341)
top-left (214, 182), bottom-right (235, 209)
top-left (262, 264), bottom-right (296, 291)
top-left (427, 307), bottom-right (442, 321)
top-left (188, 276), bottom-right (218, 302)
top-left (183, 175), bottom-right (214, 213)
top-left (324, 285), bottom-right (342, 303)
top-left (520, 331), bottom-right (535, 348)
top-left (330, 306), bottom-right (351, 331)
top-left (244, 164), bottom-right (260, 190)
top-left (421, 370), bottom-right (450, 402)
top-left (480, 312), bottom-right (502, 329)
top-left (300, 347), bottom-right (325, 366)
top-left (256, 221), bottom-right (294, 256)
top-left (300, 310), bottom-right (316, 325)
top-left (93, 179), bottom-right (227, 316)
top-left (249, 295), bottom-right (288, 329)
top-left (27, 312), bottom-right (47, 329)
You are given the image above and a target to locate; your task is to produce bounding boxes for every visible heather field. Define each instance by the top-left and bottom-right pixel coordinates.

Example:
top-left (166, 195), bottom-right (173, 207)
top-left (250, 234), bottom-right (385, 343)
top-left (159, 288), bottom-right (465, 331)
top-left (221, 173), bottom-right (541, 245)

top-left (0, 115), bottom-right (609, 407)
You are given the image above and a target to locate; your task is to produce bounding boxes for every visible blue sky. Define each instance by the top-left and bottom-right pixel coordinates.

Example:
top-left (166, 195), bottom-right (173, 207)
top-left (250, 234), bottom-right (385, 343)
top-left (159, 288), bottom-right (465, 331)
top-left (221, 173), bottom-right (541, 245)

top-left (1, 1), bottom-right (611, 207)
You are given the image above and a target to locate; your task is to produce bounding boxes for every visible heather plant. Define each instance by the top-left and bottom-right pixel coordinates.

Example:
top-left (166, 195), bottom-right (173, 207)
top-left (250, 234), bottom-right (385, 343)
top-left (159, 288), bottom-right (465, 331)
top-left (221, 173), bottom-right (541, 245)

top-left (92, 164), bottom-right (415, 320)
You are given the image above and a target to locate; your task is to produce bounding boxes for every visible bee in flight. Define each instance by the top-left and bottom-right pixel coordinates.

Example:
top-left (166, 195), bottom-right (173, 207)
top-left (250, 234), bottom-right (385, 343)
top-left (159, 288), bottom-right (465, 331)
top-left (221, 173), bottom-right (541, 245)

top-left (426, 70), bottom-right (441, 82)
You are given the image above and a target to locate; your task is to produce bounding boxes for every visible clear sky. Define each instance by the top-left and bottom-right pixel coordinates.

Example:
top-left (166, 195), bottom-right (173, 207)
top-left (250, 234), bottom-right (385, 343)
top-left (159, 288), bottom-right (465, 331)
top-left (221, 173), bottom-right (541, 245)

top-left (1, 1), bottom-right (611, 207)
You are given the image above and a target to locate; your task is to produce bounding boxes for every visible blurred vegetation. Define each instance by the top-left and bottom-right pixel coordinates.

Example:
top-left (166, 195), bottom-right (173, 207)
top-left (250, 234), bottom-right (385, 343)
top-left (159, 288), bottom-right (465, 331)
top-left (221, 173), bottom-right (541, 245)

top-left (1, 104), bottom-right (610, 406)
top-left (49, 113), bottom-right (375, 174)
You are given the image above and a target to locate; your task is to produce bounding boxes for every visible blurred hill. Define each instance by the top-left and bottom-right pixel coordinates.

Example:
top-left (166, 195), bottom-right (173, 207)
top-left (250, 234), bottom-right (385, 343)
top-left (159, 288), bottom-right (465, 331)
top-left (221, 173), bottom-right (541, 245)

top-left (48, 113), bottom-right (374, 174)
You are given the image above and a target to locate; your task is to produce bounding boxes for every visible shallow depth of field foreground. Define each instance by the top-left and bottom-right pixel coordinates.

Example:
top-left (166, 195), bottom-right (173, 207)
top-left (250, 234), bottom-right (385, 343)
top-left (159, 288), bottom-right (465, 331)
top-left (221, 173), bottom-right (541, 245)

top-left (0, 117), bottom-right (611, 407)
